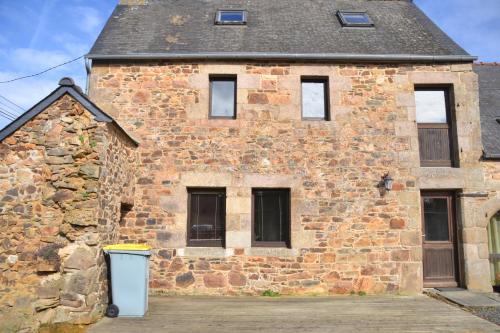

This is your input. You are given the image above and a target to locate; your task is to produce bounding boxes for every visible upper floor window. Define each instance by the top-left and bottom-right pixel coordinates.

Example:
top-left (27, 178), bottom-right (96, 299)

top-left (301, 77), bottom-right (330, 120)
top-left (215, 10), bottom-right (247, 25)
top-left (337, 10), bottom-right (374, 27)
top-left (415, 87), bottom-right (456, 167)
top-left (210, 75), bottom-right (237, 119)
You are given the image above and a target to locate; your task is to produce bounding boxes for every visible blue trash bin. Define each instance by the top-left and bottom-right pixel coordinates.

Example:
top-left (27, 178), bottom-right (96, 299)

top-left (103, 244), bottom-right (151, 317)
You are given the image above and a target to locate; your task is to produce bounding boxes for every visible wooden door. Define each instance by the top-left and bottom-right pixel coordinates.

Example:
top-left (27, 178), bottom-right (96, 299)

top-left (421, 192), bottom-right (459, 287)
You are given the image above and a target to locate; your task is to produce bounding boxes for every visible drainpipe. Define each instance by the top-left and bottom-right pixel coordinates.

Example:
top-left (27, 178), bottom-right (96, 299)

top-left (85, 58), bottom-right (92, 95)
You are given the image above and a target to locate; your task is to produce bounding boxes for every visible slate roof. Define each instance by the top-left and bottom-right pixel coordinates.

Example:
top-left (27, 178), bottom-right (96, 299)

top-left (87, 0), bottom-right (474, 62)
top-left (0, 78), bottom-right (138, 146)
top-left (474, 64), bottom-right (500, 159)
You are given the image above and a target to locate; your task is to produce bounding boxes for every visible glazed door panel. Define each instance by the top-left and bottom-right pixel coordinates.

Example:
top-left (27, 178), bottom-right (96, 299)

top-left (421, 192), bottom-right (459, 287)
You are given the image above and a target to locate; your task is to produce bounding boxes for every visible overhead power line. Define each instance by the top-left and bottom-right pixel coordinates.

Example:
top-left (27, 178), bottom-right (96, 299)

top-left (0, 100), bottom-right (19, 116)
top-left (0, 105), bottom-right (15, 117)
top-left (0, 93), bottom-right (24, 112)
top-left (0, 102), bottom-right (18, 119)
top-left (0, 55), bottom-right (84, 84)
top-left (0, 114), bottom-right (14, 122)
top-left (0, 108), bottom-right (15, 121)
top-left (0, 113), bottom-right (14, 121)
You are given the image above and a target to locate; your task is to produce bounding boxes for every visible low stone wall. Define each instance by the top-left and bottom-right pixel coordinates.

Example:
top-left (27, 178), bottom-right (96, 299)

top-left (0, 95), bottom-right (136, 332)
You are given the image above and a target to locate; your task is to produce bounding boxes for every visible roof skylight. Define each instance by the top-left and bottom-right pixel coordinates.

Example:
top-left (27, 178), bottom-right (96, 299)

top-left (337, 10), bottom-right (374, 27)
top-left (215, 10), bottom-right (247, 25)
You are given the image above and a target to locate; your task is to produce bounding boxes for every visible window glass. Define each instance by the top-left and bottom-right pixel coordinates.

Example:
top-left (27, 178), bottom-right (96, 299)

top-left (220, 11), bottom-right (244, 22)
top-left (216, 10), bottom-right (246, 24)
top-left (302, 80), bottom-right (328, 119)
top-left (188, 189), bottom-right (225, 246)
top-left (423, 197), bottom-right (450, 241)
top-left (211, 78), bottom-right (236, 118)
top-left (337, 11), bottom-right (373, 27)
top-left (343, 13), bottom-right (370, 24)
top-left (415, 90), bottom-right (448, 123)
top-left (253, 189), bottom-right (290, 246)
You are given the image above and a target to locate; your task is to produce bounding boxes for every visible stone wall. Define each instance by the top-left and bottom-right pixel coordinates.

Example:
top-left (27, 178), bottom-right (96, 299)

top-left (479, 159), bottom-right (500, 286)
top-left (0, 94), bottom-right (136, 332)
top-left (88, 61), bottom-right (492, 295)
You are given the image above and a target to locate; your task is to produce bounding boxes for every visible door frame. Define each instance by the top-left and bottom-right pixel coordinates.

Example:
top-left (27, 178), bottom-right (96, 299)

top-left (421, 190), bottom-right (461, 288)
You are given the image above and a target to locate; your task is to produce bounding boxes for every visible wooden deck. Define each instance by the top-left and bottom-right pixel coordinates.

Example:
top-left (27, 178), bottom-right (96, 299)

top-left (89, 295), bottom-right (499, 333)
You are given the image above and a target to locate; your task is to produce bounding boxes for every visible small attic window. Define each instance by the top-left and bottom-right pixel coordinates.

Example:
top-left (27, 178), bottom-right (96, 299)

top-left (337, 10), bottom-right (374, 27)
top-left (215, 10), bottom-right (247, 25)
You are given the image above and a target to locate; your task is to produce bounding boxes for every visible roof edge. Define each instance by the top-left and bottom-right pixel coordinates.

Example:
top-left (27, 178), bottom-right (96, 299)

top-left (107, 121), bottom-right (139, 148)
top-left (0, 79), bottom-right (139, 147)
top-left (86, 52), bottom-right (477, 63)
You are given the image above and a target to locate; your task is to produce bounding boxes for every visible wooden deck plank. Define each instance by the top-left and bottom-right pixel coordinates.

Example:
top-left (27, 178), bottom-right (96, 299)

top-left (89, 295), bottom-right (500, 333)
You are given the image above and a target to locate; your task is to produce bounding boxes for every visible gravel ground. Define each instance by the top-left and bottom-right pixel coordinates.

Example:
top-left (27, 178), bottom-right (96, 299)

top-left (470, 307), bottom-right (500, 326)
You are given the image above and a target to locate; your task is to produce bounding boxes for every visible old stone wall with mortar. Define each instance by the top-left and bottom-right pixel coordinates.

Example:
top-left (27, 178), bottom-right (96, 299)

top-left (0, 94), bottom-right (136, 332)
top-left (478, 160), bottom-right (500, 287)
top-left (88, 61), bottom-right (492, 295)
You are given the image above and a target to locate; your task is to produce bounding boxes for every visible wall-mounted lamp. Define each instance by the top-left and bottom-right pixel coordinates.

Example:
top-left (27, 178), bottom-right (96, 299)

top-left (382, 173), bottom-right (394, 191)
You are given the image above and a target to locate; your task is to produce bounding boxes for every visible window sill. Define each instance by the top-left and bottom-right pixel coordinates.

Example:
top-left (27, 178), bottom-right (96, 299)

top-left (245, 247), bottom-right (298, 257)
top-left (175, 247), bottom-right (299, 257)
top-left (420, 163), bottom-right (455, 168)
top-left (177, 247), bottom-right (231, 257)
top-left (208, 116), bottom-right (236, 120)
top-left (419, 166), bottom-right (460, 170)
top-left (302, 118), bottom-right (329, 122)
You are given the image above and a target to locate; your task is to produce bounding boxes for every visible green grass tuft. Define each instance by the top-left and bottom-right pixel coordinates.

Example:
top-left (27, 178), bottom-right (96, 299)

top-left (262, 290), bottom-right (281, 297)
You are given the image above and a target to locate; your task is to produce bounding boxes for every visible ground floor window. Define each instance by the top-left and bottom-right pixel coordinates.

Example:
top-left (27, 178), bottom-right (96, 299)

top-left (252, 189), bottom-right (291, 248)
top-left (187, 188), bottom-right (226, 247)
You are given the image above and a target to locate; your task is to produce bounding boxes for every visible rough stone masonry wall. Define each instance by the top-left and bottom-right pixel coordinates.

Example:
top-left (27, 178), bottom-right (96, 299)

top-left (89, 61), bottom-right (489, 295)
top-left (0, 94), bottom-right (136, 332)
top-left (479, 160), bottom-right (500, 273)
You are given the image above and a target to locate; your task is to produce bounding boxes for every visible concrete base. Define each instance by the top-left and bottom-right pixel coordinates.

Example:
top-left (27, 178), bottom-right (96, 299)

top-left (425, 288), bottom-right (500, 307)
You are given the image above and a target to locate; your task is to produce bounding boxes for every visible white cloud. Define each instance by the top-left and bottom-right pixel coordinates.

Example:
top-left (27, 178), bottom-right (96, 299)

top-left (73, 6), bottom-right (103, 34)
top-left (29, 0), bottom-right (58, 48)
top-left (52, 32), bottom-right (79, 44)
top-left (10, 48), bottom-right (71, 71)
top-left (0, 66), bottom-right (87, 111)
top-left (415, 0), bottom-right (500, 61)
top-left (0, 1), bottom-right (103, 130)
top-left (0, 3), bottom-right (38, 28)
top-left (52, 33), bottom-right (91, 56)
top-left (0, 72), bottom-right (54, 130)
top-left (0, 72), bottom-right (59, 110)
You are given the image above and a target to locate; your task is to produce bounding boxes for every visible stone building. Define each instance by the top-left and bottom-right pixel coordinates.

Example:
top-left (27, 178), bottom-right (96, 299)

top-left (85, 0), bottom-right (498, 295)
top-left (0, 79), bottom-right (137, 331)
top-left (474, 63), bottom-right (500, 288)
top-left (0, 0), bottom-right (499, 330)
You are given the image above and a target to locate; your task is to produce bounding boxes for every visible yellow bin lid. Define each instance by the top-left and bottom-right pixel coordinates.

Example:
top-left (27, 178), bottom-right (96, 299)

top-left (103, 244), bottom-right (152, 251)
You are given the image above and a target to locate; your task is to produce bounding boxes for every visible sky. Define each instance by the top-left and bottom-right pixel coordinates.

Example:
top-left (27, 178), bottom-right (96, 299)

top-left (0, 0), bottom-right (116, 128)
top-left (0, 0), bottom-right (499, 129)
